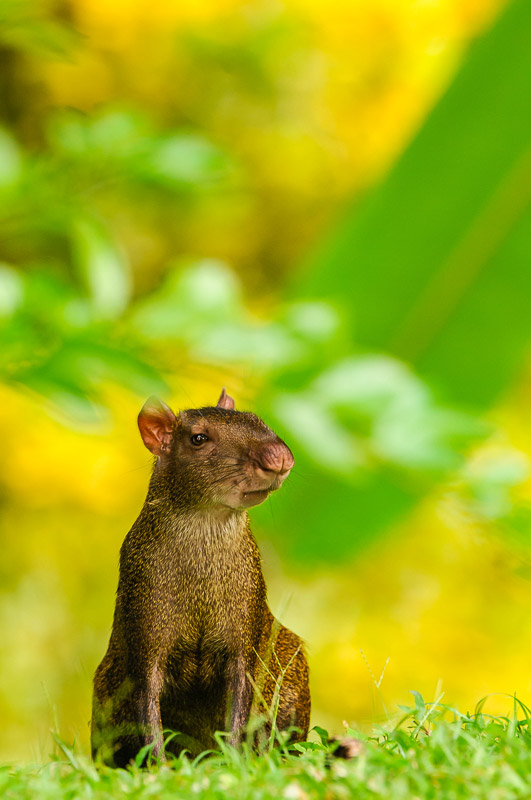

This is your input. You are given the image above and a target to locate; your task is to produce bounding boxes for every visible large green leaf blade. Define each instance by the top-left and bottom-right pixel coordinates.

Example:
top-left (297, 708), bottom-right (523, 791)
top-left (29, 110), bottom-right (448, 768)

top-left (254, 0), bottom-right (531, 562)
top-left (300, 0), bottom-right (531, 409)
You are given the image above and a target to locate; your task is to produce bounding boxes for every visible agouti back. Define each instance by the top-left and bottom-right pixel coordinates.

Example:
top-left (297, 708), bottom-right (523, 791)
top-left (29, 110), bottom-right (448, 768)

top-left (91, 389), bottom-right (310, 766)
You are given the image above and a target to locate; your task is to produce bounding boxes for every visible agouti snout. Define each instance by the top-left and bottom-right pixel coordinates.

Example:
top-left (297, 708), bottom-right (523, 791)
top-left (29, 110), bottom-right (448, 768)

top-left (92, 388), bottom-right (309, 767)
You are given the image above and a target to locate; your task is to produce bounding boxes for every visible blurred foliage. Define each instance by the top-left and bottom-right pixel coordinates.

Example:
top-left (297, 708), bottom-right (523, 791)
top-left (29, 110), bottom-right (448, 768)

top-left (2, 0), bottom-right (531, 766)
top-left (259, 0), bottom-right (531, 559)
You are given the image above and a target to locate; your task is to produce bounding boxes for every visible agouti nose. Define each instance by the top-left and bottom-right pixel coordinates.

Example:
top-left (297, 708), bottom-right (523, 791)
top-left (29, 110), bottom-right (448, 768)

top-left (255, 442), bottom-right (294, 475)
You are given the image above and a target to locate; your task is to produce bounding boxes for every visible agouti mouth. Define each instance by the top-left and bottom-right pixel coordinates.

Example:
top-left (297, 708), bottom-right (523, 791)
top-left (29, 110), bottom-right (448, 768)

top-left (243, 488), bottom-right (271, 498)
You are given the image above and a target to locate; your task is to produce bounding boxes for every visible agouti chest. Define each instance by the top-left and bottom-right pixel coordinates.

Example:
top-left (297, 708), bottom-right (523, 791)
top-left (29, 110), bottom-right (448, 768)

top-left (172, 531), bottom-right (258, 629)
top-left (125, 512), bottom-right (264, 653)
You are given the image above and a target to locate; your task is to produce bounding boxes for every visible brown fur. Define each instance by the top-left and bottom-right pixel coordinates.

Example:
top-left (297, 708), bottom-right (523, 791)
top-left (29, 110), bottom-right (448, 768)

top-left (91, 394), bottom-right (310, 767)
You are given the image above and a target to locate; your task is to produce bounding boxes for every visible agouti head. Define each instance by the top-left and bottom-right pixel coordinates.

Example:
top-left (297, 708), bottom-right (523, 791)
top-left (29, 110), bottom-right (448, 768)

top-left (138, 389), bottom-right (294, 511)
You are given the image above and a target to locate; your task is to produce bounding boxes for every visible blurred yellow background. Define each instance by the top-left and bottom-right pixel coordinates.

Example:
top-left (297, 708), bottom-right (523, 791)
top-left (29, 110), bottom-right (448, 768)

top-left (2, 0), bottom-right (531, 764)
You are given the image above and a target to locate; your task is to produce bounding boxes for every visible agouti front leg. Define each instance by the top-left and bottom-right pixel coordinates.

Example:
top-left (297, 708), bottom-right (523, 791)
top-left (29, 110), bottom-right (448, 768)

top-left (226, 654), bottom-right (254, 746)
top-left (105, 666), bottom-right (165, 768)
top-left (132, 668), bottom-right (165, 762)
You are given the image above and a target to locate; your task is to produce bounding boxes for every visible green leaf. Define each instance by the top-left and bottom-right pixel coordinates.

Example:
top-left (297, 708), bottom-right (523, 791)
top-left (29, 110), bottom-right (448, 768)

top-left (131, 259), bottom-right (242, 339)
top-left (273, 391), bottom-right (366, 476)
top-left (0, 2), bottom-right (79, 57)
top-left (72, 218), bottom-right (131, 319)
top-left (0, 129), bottom-right (22, 187)
top-left (146, 133), bottom-right (230, 186)
top-left (311, 726), bottom-right (330, 745)
top-left (0, 264), bottom-right (24, 316)
top-left (410, 691), bottom-right (426, 712)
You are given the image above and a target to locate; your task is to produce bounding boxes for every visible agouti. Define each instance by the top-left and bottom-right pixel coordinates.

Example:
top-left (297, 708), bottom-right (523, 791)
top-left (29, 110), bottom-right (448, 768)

top-left (91, 389), bottom-right (310, 767)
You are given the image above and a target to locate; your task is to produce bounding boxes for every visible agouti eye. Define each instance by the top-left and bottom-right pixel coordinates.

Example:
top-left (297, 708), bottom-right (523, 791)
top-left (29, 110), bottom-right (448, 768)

top-left (191, 433), bottom-right (209, 446)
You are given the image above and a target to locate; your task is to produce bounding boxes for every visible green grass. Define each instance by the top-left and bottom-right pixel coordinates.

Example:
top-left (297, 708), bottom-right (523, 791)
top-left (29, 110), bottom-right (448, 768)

top-left (2, 696), bottom-right (530, 799)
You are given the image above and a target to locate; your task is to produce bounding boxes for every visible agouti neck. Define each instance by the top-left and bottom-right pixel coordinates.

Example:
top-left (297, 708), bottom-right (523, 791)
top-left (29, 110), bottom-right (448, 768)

top-left (139, 457), bottom-right (257, 554)
top-left (167, 506), bottom-right (248, 537)
top-left (142, 480), bottom-right (249, 545)
top-left (169, 509), bottom-right (250, 555)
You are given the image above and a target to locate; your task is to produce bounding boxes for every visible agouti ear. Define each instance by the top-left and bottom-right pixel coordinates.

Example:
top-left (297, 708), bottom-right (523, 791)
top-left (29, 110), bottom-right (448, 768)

top-left (138, 396), bottom-right (176, 456)
top-left (217, 387), bottom-right (235, 410)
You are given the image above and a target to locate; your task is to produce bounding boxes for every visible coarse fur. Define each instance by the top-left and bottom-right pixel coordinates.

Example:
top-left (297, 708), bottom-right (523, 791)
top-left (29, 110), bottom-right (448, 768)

top-left (91, 390), bottom-right (310, 767)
